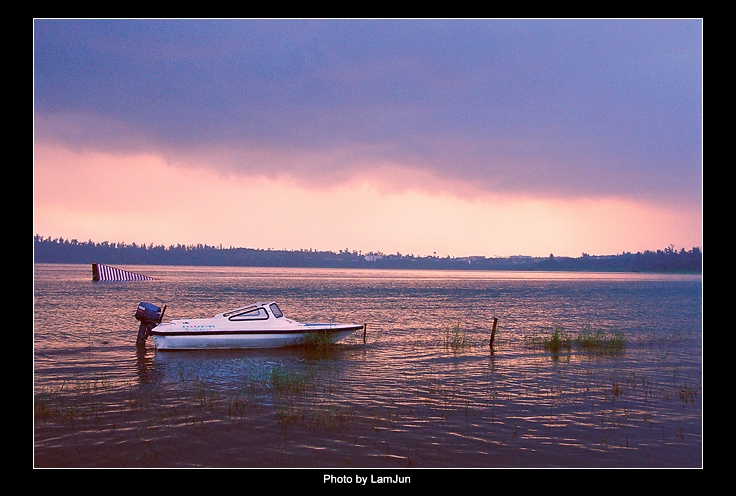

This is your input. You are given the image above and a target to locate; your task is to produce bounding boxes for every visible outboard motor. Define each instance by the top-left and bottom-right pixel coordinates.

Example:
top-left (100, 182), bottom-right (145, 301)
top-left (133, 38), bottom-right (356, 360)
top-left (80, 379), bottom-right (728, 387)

top-left (135, 302), bottom-right (166, 347)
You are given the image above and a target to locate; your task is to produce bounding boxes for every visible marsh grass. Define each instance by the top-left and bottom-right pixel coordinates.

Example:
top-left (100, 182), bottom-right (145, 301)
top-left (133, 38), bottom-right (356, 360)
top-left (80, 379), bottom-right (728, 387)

top-left (35, 320), bottom-right (699, 468)
top-left (268, 365), bottom-right (315, 393)
top-left (443, 322), bottom-right (488, 350)
top-left (545, 328), bottom-right (572, 353)
top-left (34, 378), bottom-right (120, 425)
top-left (34, 394), bottom-right (61, 421)
top-left (678, 381), bottom-right (701, 405)
top-left (34, 364), bottom-right (321, 430)
top-left (303, 330), bottom-right (342, 348)
top-left (524, 324), bottom-right (627, 356)
top-left (523, 327), bottom-right (571, 352)
top-left (575, 325), bottom-right (626, 355)
top-left (303, 325), bottom-right (376, 347)
top-left (444, 322), bottom-right (471, 349)
top-left (276, 403), bottom-right (354, 429)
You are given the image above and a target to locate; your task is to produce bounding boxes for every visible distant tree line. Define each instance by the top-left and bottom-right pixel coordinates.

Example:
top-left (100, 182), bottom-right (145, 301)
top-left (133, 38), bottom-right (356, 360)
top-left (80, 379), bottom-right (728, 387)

top-left (33, 235), bottom-right (702, 273)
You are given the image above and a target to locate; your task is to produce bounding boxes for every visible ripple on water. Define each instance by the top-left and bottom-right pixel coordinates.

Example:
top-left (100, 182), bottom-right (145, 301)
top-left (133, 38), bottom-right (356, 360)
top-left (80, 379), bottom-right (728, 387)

top-left (34, 265), bottom-right (701, 468)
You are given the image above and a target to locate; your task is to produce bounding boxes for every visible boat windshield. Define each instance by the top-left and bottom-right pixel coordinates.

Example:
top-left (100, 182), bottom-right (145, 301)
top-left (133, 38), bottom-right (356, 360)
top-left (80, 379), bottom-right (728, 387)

top-left (270, 303), bottom-right (283, 318)
top-left (229, 307), bottom-right (268, 321)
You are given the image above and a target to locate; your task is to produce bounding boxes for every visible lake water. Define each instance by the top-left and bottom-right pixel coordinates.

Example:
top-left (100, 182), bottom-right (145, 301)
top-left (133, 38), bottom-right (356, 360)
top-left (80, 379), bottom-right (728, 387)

top-left (33, 264), bottom-right (702, 468)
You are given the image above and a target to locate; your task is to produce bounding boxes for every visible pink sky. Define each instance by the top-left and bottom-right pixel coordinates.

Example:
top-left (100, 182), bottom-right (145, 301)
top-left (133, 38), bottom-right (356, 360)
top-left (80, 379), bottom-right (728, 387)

top-left (33, 20), bottom-right (702, 258)
top-left (33, 143), bottom-right (701, 257)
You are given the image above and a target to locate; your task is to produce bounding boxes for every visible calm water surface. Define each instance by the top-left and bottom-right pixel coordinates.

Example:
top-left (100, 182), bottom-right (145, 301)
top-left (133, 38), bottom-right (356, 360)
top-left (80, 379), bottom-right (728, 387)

top-left (33, 264), bottom-right (702, 468)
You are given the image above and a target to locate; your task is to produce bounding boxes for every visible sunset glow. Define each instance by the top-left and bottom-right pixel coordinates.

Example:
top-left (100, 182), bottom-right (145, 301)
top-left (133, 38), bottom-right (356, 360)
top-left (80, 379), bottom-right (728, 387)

top-left (34, 19), bottom-right (702, 258)
top-left (33, 143), bottom-right (700, 258)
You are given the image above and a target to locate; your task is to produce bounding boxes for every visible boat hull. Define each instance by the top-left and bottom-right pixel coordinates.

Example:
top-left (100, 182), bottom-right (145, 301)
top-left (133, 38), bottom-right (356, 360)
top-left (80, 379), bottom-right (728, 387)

top-left (150, 324), bottom-right (363, 350)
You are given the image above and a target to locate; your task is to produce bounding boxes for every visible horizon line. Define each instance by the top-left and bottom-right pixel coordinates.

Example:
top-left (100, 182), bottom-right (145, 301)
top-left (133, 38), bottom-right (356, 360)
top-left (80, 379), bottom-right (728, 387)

top-left (34, 234), bottom-right (703, 260)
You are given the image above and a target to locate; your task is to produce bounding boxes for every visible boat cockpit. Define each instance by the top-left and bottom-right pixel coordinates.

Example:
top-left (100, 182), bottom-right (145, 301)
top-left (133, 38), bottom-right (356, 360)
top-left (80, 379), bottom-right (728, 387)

top-left (220, 302), bottom-right (285, 321)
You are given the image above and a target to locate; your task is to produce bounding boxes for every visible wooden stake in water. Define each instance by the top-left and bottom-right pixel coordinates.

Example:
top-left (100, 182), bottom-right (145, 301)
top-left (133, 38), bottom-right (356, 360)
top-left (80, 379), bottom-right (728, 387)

top-left (490, 317), bottom-right (498, 351)
top-left (363, 323), bottom-right (367, 344)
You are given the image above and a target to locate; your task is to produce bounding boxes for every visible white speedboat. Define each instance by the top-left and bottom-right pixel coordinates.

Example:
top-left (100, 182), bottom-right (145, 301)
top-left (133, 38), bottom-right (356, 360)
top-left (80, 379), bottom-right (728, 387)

top-left (134, 301), bottom-right (363, 350)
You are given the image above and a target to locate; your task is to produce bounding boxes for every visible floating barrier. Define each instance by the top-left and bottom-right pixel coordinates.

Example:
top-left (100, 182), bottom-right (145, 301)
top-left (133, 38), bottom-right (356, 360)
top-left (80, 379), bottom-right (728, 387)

top-left (92, 263), bottom-right (154, 281)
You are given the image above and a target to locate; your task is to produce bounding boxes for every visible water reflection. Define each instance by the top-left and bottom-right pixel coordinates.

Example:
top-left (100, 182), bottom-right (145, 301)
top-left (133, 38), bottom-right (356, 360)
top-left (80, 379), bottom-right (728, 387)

top-left (135, 346), bottom-right (155, 384)
top-left (34, 264), bottom-right (701, 468)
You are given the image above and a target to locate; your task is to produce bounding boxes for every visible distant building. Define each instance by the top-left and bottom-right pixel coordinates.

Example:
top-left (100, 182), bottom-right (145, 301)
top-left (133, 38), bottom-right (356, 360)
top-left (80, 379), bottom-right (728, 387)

top-left (508, 255), bottom-right (534, 265)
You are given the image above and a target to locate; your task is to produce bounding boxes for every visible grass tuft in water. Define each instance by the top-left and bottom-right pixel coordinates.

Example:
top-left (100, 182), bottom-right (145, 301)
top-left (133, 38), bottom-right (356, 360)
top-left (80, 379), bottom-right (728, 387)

top-left (524, 324), bottom-right (627, 356)
top-left (274, 403), bottom-right (354, 429)
top-left (443, 322), bottom-right (490, 350)
top-left (303, 330), bottom-right (337, 349)
top-left (575, 325), bottom-right (626, 355)
top-left (523, 327), bottom-right (571, 352)
top-left (544, 327), bottom-right (572, 353)
top-left (444, 322), bottom-right (472, 349)
top-left (678, 381), bottom-right (701, 404)
top-left (268, 365), bottom-right (314, 393)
